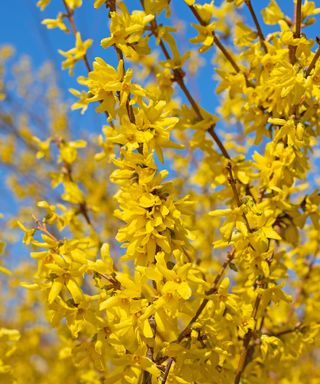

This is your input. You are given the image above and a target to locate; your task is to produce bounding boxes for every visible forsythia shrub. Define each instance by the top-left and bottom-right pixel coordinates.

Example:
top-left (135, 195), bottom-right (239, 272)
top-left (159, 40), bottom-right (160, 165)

top-left (1, 0), bottom-right (320, 383)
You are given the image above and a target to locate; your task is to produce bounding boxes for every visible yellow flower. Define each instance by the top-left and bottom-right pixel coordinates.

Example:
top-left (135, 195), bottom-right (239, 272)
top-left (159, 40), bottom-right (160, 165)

top-left (37, 0), bottom-right (51, 11)
top-left (59, 32), bottom-right (92, 75)
top-left (261, 0), bottom-right (285, 25)
top-left (74, 58), bottom-right (145, 117)
top-left (101, 3), bottom-right (154, 59)
top-left (42, 13), bottom-right (69, 32)
top-left (65, 0), bottom-right (82, 10)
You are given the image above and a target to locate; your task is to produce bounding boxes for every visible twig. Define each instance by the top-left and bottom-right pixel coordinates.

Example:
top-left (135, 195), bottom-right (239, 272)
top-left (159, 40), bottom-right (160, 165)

top-left (208, 126), bottom-right (251, 232)
top-left (62, 0), bottom-right (92, 72)
top-left (244, 0), bottom-right (268, 53)
top-left (161, 357), bottom-right (174, 384)
top-left (53, 137), bottom-right (99, 235)
top-left (267, 322), bottom-right (305, 337)
top-left (142, 315), bottom-right (157, 384)
top-left (62, 0), bottom-right (114, 126)
top-left (206, 126), bottom-right (230, 159)
top-left (33, 215), bottom-right (58, 242)
top-left (305, 37), bottom-right (320, 77)
top-left (106, 0), bottom-right (136, 125)
top-left (225, 160), bottom-right (252, 232)
top-left (161, 252), bottom-right (234, 384)
top-left (95, 271), bottom-right (121, 290)
top-left (234, 292), bottom-right (261, 384)
top-left (206, 252), bottom-right (235, 295)
top-left (233, 242), bottom-right (274, 383)
top-left (145, 12), bottom-right (252, 232)
top-left (189, 5), bottom-right (241, 73)
top-left (294, 0), bottom-right (302, 39)
top-left (290, 0), bottom-right (302, 64)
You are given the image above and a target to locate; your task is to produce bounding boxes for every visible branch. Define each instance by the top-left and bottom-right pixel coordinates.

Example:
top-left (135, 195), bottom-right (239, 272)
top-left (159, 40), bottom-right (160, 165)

top-left (53, 137), bottom-right (100, 238)
top-left (305, 37), bottom-right (320, 77)
top-left (142, 315), bottom-right (157, 384)
top-left (207, 128), bottom-right (251, 232)
top-left (62, 0), bottom-right (92, 72)
top-left (234, 250), bottom-right (273, 384)
top-left (294, 0), bottom-right (302, 39)
top-left (33, 216), bottom-right (58, 242)
top-left (145, 12), bottom-right (252, 233)
top-left (95, 271), bottom-right (121, 290)
top-left (290, 0), bottom-right (302, 64)
top-left (106, 0), bottom-right (136, 125)
top-left (244, 0), bottom-right (268, 53)
top-left (234, 292), bottom-right (262, 384)
top-left (161, 252), bottom-right (234, 384)
top-left (62, 0), bottom-right (115, 126)
top-left (225, 160), bottom-right (252, 232)
top-left (161, 357), bottom-right (174, 384)
top-left (266, 322), bottom-right (306, 337)
top-left (228, 254), bottom-right (267, 384)
top-left (189, 5), bottom-right (241, 74)
top-left (188, 3), bottom-right (255, 89)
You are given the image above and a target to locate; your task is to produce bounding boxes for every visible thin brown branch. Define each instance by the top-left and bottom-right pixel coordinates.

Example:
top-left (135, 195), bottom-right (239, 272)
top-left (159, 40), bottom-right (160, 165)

top-left (146, 3), bottom-right (252, 234)
top-left (146, 15), bottom-right (233, 160)
top-left (177, 298), bottom-right (209, 343)
top-left (213, 36), bottom-right (242, 74)
top-left (144, 12), bottom-right (253, 232)
top-left (78, 202), bottom-right (93, 226)
top-left (306, 37), bottom-right (320, 77)
top-left (269, 322), bottom-right (320, 338)
top-left (159, 39), bottom-right (171, 61)
top-left (142, 315), bottom-right (157, 384)
top-left (234, 292), bottom-right (262, 384)
top-left (207, 126), bottom-right (230, 159)
top-left (106, 0), bottom-right (136, 125)
top-left (52, 137), bottom-right (101, 240)
top-left (116, 50), bottom-right (136, 124)
top-left (294, 0), bottom-right (303, 39)
top-left (225, 160), bottom-right (252, 232)
top-left (205, 252), bottom-right (235, 295)
top-left (233, 242), bottom-right (274, 383)
top-left (208, 126), bottom-right (252, 231)
top-left (290, 0), bottom-right (302, 63)
top-left (226, 162), bottom-right (242, 207)
top-left (62, 0), bottom-right (92, 72)
top-left (33, 215), bottom-right (59, 242)
top-left (267, 322), bottom-right (305, 337)
top-left (62, 0), bottom-right (116, 126)
top-left (188, 4), bottom-right (243, 75)
top-left (161, 252), bottom-right (234, 384)
top-left (187, 3), bottom-right (256, 89)
top-left (94, 271), bottom-right (121, 292)
top-left (161, 357), bottom-right (174, 384)
top-left (244, 0), bottom-right (268, 53)
top-left (173, 68), bottom-right (203, 120)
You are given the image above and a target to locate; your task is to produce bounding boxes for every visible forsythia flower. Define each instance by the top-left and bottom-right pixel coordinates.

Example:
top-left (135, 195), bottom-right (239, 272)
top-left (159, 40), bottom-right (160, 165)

top-left (42, 13), bottom-right (69, 32)
top-left (37, 0), bottom-right (51, 11)
top-left (2, 1), bottom-right (320, 383)
top-left (101, 3), bottom-right (154, 59)
top-left (65, 0), bottom-right (82, 10)
top-left (59, 32), bottom-right (92, 75)
top-left (74, 58), bottom-right (145, 117)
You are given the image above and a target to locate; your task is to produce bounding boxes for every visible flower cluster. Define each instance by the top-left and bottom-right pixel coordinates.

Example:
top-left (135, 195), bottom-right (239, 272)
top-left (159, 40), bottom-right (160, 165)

top-left (1, 1), bottom-right (320, 383)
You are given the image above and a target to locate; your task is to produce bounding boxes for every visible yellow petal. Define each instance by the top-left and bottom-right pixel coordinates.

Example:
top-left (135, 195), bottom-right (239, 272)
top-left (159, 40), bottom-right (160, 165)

top-left (48, 280), bottom-right (63, 304)
top-left (66, 279), bottom-right (83, 303)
